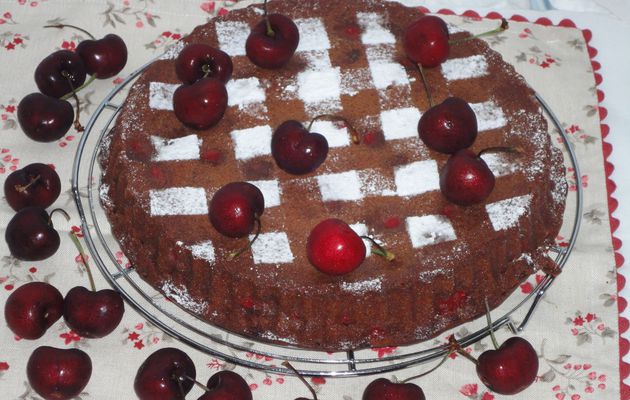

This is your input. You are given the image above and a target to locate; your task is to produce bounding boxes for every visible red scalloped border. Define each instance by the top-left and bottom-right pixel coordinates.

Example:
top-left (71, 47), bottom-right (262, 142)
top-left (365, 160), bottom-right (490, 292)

top-left (416, 7), bottom-right (628, 399)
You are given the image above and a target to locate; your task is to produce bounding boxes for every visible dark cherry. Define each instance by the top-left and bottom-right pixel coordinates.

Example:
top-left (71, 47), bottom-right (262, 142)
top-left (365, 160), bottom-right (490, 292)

top-left (17, 93), bottom-right (74, 142)
top-left (404, 15), bottom-right (450, 68)
top-left (362, 378), bottom-right (426, 400)
top-left (272, 120), bottom-right (329, 175)
top-left (76, 33), bottom-right (128, 79)
top-left (476, 337), bottom-right (539, 395)
top-left (439, 149), bottom-right (495, 206)
top-left (246, 13), bottom-right (300, 69)
top-left (176, 43), bottom-right (233, 84)
top-left (34, 50), bottom-right (87, 98)
top-left (5, 207), bottom-right (62, 261)
top-left (307, 218), bottom-right (366, 275)
top-left (209, 182), bottom-right (264, 238)
top-left (27, 346), bottom-right (92, 400)
top-left (173, 78), bottom-right (228, 130)
top-left (418, 97), bottom-right (478, 154)
top-left (197, 370), bottom-right (252, 400)
top-left (134, 347), bottom-right (196, 400)
top-left (4, 163), bottom-right (61, 211)
top-left (63, 286), bottom-right (125, 338)
top-left (4, 282), bottom-right (64, 340)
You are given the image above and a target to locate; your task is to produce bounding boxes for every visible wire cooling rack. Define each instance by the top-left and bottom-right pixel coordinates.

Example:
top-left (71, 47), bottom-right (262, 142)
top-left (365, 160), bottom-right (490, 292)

top-left (71, 56), bottom-right (582, 377)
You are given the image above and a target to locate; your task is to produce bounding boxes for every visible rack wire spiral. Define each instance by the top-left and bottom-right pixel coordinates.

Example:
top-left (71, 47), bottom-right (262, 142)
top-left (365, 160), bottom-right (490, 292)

top-left (71, 56), bottom-right (582, 377)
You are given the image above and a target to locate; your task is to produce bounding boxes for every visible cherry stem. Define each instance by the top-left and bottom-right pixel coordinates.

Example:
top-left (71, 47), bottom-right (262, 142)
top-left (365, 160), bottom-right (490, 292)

top-left (43, 23), bottom-right (96, 40)
top-left (360, 236), bottom-right (395, 261)
top-left (282, 361), bottom-right (318, 400)
top-left (69, 230), bottom-right (97, 292)
top-left (449, 18), bottom-right (509, 44)
top-left (179, 373), bottom-right (211, 392)
top-left (201, 64), bottom-right (212, 79)
top-left (14, 174), bottom-right (41, 193)
top-left (307, 114), bottom-right (360, 145)
top-left (60, 75), bottom-right (96, 101)
top-left (485, 298), bottom-right (500, 350)
top-left (61, 71), bottom-right (84, 132)
top-left (228, 215), bottom-right (261, 260)
top-left (263, 0), bottom-right (275, 37)
top-left (48, 208), bottom-right (70, 226)
top-left (477, 146), bottom-right (522, 158)
top-left (415, 63), bottom-right (433, 108)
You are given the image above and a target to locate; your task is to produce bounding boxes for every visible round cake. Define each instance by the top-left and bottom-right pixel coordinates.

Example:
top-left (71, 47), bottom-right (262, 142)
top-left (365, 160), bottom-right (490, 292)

top-left (99, 0), bottom-right (567, 351)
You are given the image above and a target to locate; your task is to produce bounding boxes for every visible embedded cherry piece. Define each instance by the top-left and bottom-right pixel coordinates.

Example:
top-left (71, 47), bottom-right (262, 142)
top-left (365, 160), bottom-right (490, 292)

top-left (418, 97), bottom-right (478, 154)
top-left (176, 43), bottom-right (233, 84)
top-left (246, 13), bottom-right (300, 69)
top-left (209, 182), bottom-right (265, 238)
top-left (403, 15), bottom-right (450, 68)
top-left (63, 286), bottom-right (125, 338)
top-left (476, 337), bottom-right (539, 395)
top-left (362, 378), bottom-right (426, 400)
top-left (5, 207), bottom-right (62, 261)
top-left (4, 281), bottom-right (64, 340)
top-left (76, 33), bottom-right (128, 79)
top-left (34, 50), bottom-right (87, 98)
top-left (27, 346), bottom-right (92, 400)
top-left (17, 93), bottom-right (74, 142)
top-left (173, 77), bottom-right (228, 130)
top-left (439, 149), bottom-right (495, 206)
top-left (307, 218), bottom-right (366, 275)
top-left (197, 370), bottom-right (252, 400)
top-left (272, 120), bottom-right (329, 175)
top-left (134, 347), bottom-right (196, 400)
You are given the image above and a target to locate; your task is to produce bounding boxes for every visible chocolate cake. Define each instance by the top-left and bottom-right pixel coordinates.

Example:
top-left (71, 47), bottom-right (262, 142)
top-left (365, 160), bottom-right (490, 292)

top-left (99, 0), bottom-right (567, 351)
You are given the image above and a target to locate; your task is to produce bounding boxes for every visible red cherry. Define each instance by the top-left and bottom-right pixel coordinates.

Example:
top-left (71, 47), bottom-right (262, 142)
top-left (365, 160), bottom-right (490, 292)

top-left (76, 33), bottom-right (128, 79)
top-left (17, 93), bottom-right (74, 142)
top-left (476, 337), bottom-right (539, 395)
top-left (271, 120), bottom-right (329, 175)
top-left (307, 219), bottom-right (366, 275)
top-left (5, 207), bottom-right (62, 261)
top-left (418, 97), bottom-right (478, 154)
top-left (134, 347), bottom-right (196, 400)
top-left (209, 182), bottom-right (265, 238)
top-left (439, 149), bottom-right (495, 206)
top-left (4, 282), bottom-right (64, 340)
top-left (403, 15), bottom-right (450, 68)
top-left (27, 346), bottom-right (92, 400)
top-left (246, 13), bottom-right (300, 69)
top-left (362, 378), bottom-right (426, 400)
top-left (173, 77), bottom-right (228, 130)
top-left (4, 163), bottom-right (61, 211)
top-left (34, 50), bottom-right (87, 98)
top-left (175, 43), bottom-right (233, 84)
top-left (197, 370), bottom-right (252, 400)
top-left (63, 286), bottom-right (125, 338)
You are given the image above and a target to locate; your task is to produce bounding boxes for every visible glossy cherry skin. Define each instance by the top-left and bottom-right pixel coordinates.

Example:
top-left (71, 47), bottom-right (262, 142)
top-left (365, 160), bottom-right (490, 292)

top-left (476, 337), bottom-right (539, 395)
top-left (5, 207), bottom-right (61, 261)
top-left (176, 43), bottom-right (233, 84)
top-left (134, 347), bottom-right (196, 400)
top-left (418, 97), bottom-right (478, 154)
top-left (4, 282), bottom-right (64, 340)
top-left (173, 78), bottom-right (228, 130)
top-left (362, 378), bottom-right (426, 400)
top-left (18, 93), bottom-right (74, 142)
top-left (307, 218), bottom-right (366, 275)
top-left (404, 15), bottom-right (450, 68)
top-left (76, 34), bottom-right (128, 79)
top-left (272, 120), bottom-right (329, 175)
top-left (209, 182), bottom-right (265, 238)
top-left (4, 163), bottom-right (61, 211)
top-left (34, 50), bottom-right (87, 98)
top-left (197, 370), bottom-right (252, 400)
top-left (27, 346), bottom-right (92, 400)
top-left (439, 150), bottom-right (495, 206)
top-left (246, 13), bottom-right (300, 69)
top-left (63, 286), bottom-right (125, 338)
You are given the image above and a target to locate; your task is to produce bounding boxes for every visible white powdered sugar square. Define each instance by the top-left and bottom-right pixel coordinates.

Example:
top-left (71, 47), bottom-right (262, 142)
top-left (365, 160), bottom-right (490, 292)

top-left (365, 44), bottom-right (396, 63)
top-left (480, 153), bottom-right (518, 177)
top-left (349, 223), bottom-right (371, 257)
top-left (380, 107), bottom-right (422, 140)
top-left (151, 134), bottom-right (201, 162)
top-left (297, 67), bottom-right (341, 104)
top-left (215, 21), bottom-right (249, 56)
top-left (250, 232), bottom-right (294, 264)
top-left (316, 170), bottom-right (363, 202)
top-left (149, 187), bottom-right (208, 216)
top-left (395, 160), bottom-right (440, 197)
top-left (231, 125), bottom-right (273, 160)
top-left (486, 194), bottom-right (532, 231)
top-left (357, 12), bottom-right (396, 45)
top-left (158, 41), bottom-right (185, 60)
top-left (441, 55), bottom-right (489, 81)
top-left (341, 277), bottom-right (382, 293)
top-left (161, 281), bottom-right (208, 314)
top-left (247, 179), bottom-right (282, 208)
top-left (369, 62), bottom-right (409, 89)
top-left (149, 82), bottom-right (178, 110)
top-left (295, 18), bottom-right (330, 52)
top-left (309, 120), bottom-right (350, 148)
top-left (406, 215), bottom-right (457, 249)
top-left (301, 50), bottom-right (333, 70)
top-left (188, 241), bottom-right (216, 264)
top-left (227, 78), bottom-right (266, 108)
top-left (471, 101), bottom-right (507, 131)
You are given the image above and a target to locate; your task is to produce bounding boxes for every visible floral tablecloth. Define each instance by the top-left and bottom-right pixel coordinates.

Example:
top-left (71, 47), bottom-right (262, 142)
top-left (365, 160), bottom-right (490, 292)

top-left (0, 1), bottom-right (623, 399)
